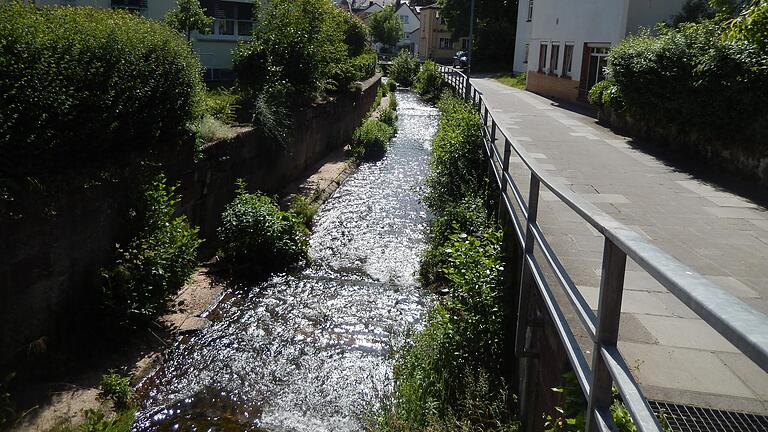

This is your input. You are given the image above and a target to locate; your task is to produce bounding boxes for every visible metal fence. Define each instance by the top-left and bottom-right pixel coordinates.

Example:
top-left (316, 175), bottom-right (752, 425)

top-left (438, 66), bottom-right (768, 432)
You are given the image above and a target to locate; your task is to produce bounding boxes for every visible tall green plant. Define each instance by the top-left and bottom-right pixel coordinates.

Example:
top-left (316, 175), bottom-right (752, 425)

top-left (414, 60), bottom-right (446, 103)
top-left (388, 50), bottom-right (420, 87)
top-left (218, 180), bottom-right (309, 277)
top-left (164, 0), bottom-right (214, 42)
top-left (100, 174), bottom-right (202, 327)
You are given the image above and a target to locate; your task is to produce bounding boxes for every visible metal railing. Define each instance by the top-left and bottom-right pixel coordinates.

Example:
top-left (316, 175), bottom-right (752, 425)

top-left (438, 66), bottom-right (768, 432)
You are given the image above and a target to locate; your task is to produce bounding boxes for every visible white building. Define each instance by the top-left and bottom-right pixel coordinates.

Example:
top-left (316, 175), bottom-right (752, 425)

top-left (514, 0), bottom-right (686, 102)
top-left (34, 0), bottom-right (258, 81)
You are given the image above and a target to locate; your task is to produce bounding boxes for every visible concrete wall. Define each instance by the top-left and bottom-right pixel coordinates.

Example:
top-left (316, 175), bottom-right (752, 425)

top-left (626, 0), bottom-right (686, 34)
top-left (0, 75), bottom-right (380, 369)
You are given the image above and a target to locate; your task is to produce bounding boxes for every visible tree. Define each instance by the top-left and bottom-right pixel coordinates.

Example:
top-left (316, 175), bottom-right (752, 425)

top-left (164, 0), bottom-right (214, 43)
top-left (368, 6), bottom-right (403, 51)
top-left (440, 0), bottom-right (519, 68)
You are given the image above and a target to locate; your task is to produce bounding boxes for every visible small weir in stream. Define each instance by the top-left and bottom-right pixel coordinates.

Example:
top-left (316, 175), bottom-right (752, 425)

top-left (133, 91), bottom-right (439, 431)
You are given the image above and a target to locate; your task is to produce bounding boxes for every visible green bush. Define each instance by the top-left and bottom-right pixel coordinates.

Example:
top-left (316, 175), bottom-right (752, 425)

top-left (198, 115), bottom-right (237, 143)
top-left (288, 194), bottom-right (318, 229)
top-left (608, 22), bottom-right (768, 151)
top-left (379, 107), bottom-right (398, 128)
top-left (233, 0), bottom-right (375, 106)
top-left (425, 95), bottom-right (485, 213)
top-left (587, 80), bottom-right (624, 111)
top-left (414, 60), bottom-right (446, 103)
top-left (100, 174), bottom-right (202, 327)
top-left (0, 4), bottom-right (203, 178)
top-left (378, 230), bottom-right (513, 431)
top-left (388, 50), bottom-right (420, 87)
top-left (352, 118), bottom-right (395, 160)
top-left (389, 91), bottom-right (398, 111)
top-left (52, 409), bottom-right (136, 432)
top-left (388, 79), bottom-right (398, 93)
top-left (200, 88), bottom-right (241, 124)
top-left (98, 371), bottom-right (134, 411)
top-left (419, 195), bottom-right (490, 287)
top-left (218, 180), bottom-right (309, 276)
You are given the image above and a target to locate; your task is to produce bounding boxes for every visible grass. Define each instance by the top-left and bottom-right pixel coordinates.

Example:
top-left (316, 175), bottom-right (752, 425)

top-left (199, 114), bottom-right (237, 143)
top-left (494, 73), bottom-right (526, 90)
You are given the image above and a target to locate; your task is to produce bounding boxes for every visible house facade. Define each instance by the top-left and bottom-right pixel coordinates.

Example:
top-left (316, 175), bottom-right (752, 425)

top-left (513, 0), bottom-right (686, 101)
top-left (34, 0), bottom-right (257, 81)
top-left (417, 4), bottom-right (469, 63)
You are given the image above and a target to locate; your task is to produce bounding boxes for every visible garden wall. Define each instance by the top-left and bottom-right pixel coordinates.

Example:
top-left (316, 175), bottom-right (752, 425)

top-left (598, 106), bottom-right (768, 186)
top-left (0, 74), bottom-right (380, 368)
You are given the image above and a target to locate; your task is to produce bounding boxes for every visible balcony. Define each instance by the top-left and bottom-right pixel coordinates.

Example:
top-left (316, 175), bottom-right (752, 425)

top-left (197, 18), bottom-right (253, 41)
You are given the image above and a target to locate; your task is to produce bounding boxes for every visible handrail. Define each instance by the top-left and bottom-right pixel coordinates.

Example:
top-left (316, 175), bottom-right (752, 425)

top-left (438, 65), bottom-right (768, 432)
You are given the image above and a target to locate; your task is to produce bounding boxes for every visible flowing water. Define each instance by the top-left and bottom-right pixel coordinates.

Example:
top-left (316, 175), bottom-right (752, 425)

top-left (133, 92), bottom-right (439, 432)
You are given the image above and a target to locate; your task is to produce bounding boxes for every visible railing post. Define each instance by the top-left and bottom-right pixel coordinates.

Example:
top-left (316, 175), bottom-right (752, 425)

top-left (586, 238), bottom-right (628, 432)
top-left (515, 173), bottom-right (541, 432)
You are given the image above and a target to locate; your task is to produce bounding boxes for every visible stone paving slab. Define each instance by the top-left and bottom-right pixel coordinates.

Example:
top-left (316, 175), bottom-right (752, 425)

top-left (472, 78), bottom-right (768, 414)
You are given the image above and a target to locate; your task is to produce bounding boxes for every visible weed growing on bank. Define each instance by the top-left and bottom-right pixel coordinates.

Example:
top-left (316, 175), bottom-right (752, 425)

top-left (218, 180), bottom-right (309, 278)
top-left (375, 93), bottom-right (518, 431)
top-left (100, 174), bottom-right (202, 329)
top-left (351, 118), bottom-right (396, 161)
top-left (414, 60), bottom-right (446, 103)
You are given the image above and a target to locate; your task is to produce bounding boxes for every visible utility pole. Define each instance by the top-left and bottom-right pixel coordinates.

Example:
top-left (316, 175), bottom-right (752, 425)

top-left (464, 0), bottom-right (476, 100)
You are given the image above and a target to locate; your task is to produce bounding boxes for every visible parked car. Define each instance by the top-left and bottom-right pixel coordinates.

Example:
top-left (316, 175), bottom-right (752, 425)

top-left (453, 51), bottom-right (468, 68)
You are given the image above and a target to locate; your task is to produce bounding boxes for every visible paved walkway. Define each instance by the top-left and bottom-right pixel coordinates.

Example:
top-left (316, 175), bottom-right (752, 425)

top-left (471, 78), bottom-right (768, 414)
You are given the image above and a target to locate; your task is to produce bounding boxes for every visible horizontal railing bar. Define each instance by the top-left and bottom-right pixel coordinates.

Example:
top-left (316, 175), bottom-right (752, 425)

top-left (527, 254), bottom-right (593, 396)
top-left (601, 346), bottom-right (663, 432)
top-left (529, 222), bottom-right (598, 339)
top-left (442, 66), bottom-right (768, 374)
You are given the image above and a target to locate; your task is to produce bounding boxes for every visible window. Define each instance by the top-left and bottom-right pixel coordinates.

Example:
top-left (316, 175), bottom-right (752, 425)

top-left (538, 42), bottom-right (547, 72)
top-left (587, 46), bottom-right (610, 89)
top-left (523, 43), bottom-right (530, 64)
top-left (204, 0), bottom-right (254, 37)
top-left (400, 15), bottom-right (409, 24)
top-left (461, 38), bottom-right (470, 50)
top-left (562, 44), bottom-right (574, 77)
top-left (527, 0), bottom-right (534, 21)
top-left (439, 38), bottom-right (453, 49)
top-left (550, 42), bottom-right (560, 74)
top-left (111, 0), bottom-right (147, 14)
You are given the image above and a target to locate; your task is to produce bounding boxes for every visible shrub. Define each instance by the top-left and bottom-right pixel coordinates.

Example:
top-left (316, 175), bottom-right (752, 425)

top-left (218, 180), bottom-right (309, 276)
top-left (379, 107), bottom-right (398, 128)
top-left (389, 91), bottom-right (398, 111)
top-left (587, 80), bottom-right (624, 111)
top-left (100, 175), bottom-right (202, 327)
top-left (200, 88), bottom-right (241, 124)
top-left (379, 230), bottom-right (513, 431)
top-left (425, 95), bottom-right (485, 213)
top-left (388, 50), bottom-right (420, 87)
top-left (0, 4), bottom-right (203, 178)
top-left (352, 119), bottom-right (395, 160)
top-left (414, 60), bottom-right (446, 103)
top-left (608, 22), bottom-right (768, 152)
top-left (98, 371), bottom-right (134, 411)
top-left (288, 194), bottom-right (318, 229)
top-left (233, 0), bottom-right (375, 106)
top-left (388, 79), bottom-right (398, 93)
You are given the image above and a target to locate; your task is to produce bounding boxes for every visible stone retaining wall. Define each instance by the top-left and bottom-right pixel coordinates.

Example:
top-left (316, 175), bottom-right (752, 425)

top-left (0, 74), bottom-right (380, 368)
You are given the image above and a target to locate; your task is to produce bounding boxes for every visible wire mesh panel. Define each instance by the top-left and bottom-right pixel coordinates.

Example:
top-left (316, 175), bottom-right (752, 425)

top-left (649, 401), bottom-right (768, 432)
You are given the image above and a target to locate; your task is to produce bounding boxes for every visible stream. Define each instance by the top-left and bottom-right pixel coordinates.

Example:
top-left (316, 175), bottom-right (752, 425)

top-left (132, 91), bottom-right (439, 432)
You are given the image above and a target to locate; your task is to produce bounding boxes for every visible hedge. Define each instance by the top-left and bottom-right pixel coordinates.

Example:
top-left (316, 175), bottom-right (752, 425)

top-left (607, 23), bottom-right (768, 152)
top-left (0, 4), bottom-right (204, 178)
